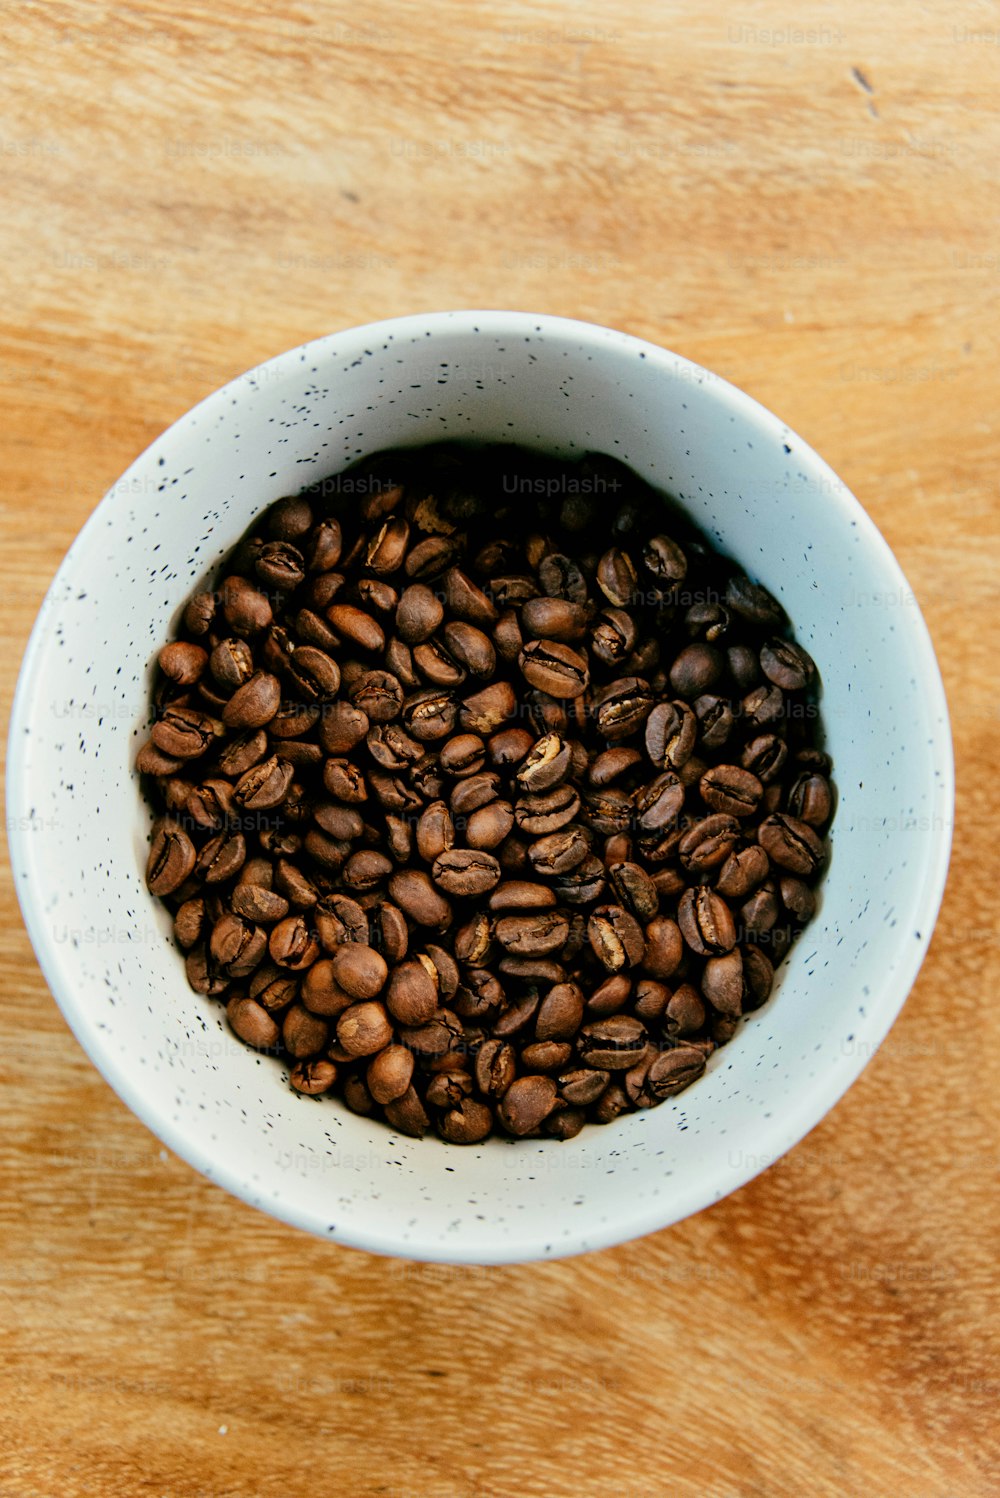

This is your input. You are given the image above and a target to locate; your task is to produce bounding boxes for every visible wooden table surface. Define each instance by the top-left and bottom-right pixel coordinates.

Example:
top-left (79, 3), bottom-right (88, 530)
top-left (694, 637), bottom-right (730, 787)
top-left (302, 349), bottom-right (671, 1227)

top-left (1, 4), bottom-right (997, 1495)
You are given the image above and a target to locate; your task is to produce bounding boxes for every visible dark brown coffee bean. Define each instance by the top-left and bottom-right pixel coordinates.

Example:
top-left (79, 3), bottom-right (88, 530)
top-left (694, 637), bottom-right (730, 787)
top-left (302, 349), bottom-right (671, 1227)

top-left (466, 800), bottom-right (515, 850)
top-left (458, 679), bottom-right (516, 735)
top-left (521, 597), bottom-right (591, 643)
top-left (678, 887), bottom-right (736, 956)
top-left (443, 621), bottom-right (495, 678)
top-left (742, 683), bottom-right (785, 728)
top-left (551, 855), bottom-right (607, 906)
top-left (383, 1086), bottom-right (430, 1137)
top-left (586, 974), bottom-right (632, 1015)
top-left (441, 566), bottom-right (498, 626)
top-left (588, 747), bottom-right (642, 787)
top-left (596, 546), bottom-right (638, 606)
top-left (397, 1008), bottom-right (463, 1058)
top-left (725, 573), bottom-right (786, 627)
top-left (255, 540), bottom-right (306, 591)
top-left (663, 984), bottom-right (706, 1036)
top-left (590, 607), bottom-right (637, 668)
top-left (300, 961), bottom-right (353, 1017)
top-left (290, 1059), bottom-right (338, 1095)
top-left (558, 1068), bottom-right (609, 1106)
top-left (700, 764), bottom-right (763, 817)
top-left (527, 826), bottom-right (591, 876)
top-left (631, 978), bottom-right (668, 1024)
top-left (341, 850), bottom-right (393, 890)
top-left (221, 576), bottom-right (273, 636)
top-left (230, 883), bottom-right (290, 925)
top-left (643, 534), bottom-right (687, 582)
top-left (701, 950), bottom-right (744, 1017)
top-left (145, 819), bottom-right (197, 895)
top-left (757, 813), bottom-right (825, 875)
top-left (494, 912), bottom-right (570, 956)
top-left (336, 1001), bottom-right (393, 1057)
top-left (403, 687), bottom-right (458, 741)
top-left (438, 1098), bottom-right (493, 1144)
top-left (329, 944), bottom-right (387, 1000)
top-left (183, 590), bottom-right (216, 635)
top-left (741, 881), bottom-right (779, 936)
top-left (413, 637), bottom-right (466, 688)
top-left (607, 862), bottom-right (658, 921)
top-left (642, 915), bottom-right (684, 980)
top-left (395, 583), bottom-right (443, 645)
top-left (578, 1015), bottom-right (647, 1069)
top-left (326, 603), bottom-right (385, 653)
top-left (669, 643), bottom-right (723, 699)
top-left (227, 996), bottom-right (279, 1050)
top-left (588, 905), bottom-right (646, 971)
top-left (521, 1041), bottom-right (573, 1072)
top-left (438, 733), bottom-right (486, 776)
top-left (787, 772), bottom-right (833, 827)
top-left (384, 960), bottom-right (438, 1026)
top-left (233, 755), bottom-right (294, 812)
top-left (388, 869), bottom-right (453, 928)
top-left (593, 677), bottom-right (654, 740)
top-left (366, 1045), bottom-right (414, 1104)
top-left (536, 982), bottom-right (585, 1040)
top-left (741, 945), bottom-right (774, 1008)
top-left (514, 783), bottom-right (581, 836)
top-left (136, 740), bottom-right (183, 776)
top-left (678, 814), bottom-right (741, 872)
top-left (519, 639), bottom-right (589, 699)
top-left (498, 1075), bottom-right (558, 1135)
top-left (282, 1004), bottom-right (329, 1059)
top-left (285, 646), bottom-right (341, 702)
top-left (350, 669), bottom-right (404, 723)
top-left (716, 844), bottom-right (770, 899)
top-left (195, 829), bottom-right (247, 884)
top-left (318, 701), bottom-right (369, 755)
top-left (632, 772), bottom-right (685, 833)
top-left (780, 876), bottom-right (816, 922)
top-left (516, 732), bottom-right (571, 792)
top-left (694, 693), bottom-right (734, 751)
top-left (269, 915), bottom-right (321, 970)
top-left (159, 640), bottom-right (208, 686)
top-left (761, 637), bottom-right (815, 691)
top-left (430, 849), bottom-right (501, 897)
top-left (152, 705), bottom-right (224, 759)
top-left (644, 1046), bottom-right (706, 1099)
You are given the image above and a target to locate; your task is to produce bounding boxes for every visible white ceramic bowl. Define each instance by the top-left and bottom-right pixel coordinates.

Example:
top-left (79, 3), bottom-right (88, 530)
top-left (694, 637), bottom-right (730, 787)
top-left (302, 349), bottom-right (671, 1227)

top-left (8, 311), bottom-right (953, 1263)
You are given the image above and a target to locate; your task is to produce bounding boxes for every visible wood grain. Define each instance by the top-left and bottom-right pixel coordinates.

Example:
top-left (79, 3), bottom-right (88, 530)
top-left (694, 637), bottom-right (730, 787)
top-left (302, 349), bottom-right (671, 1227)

top-left (1, 3), bottom-right (997, 1495)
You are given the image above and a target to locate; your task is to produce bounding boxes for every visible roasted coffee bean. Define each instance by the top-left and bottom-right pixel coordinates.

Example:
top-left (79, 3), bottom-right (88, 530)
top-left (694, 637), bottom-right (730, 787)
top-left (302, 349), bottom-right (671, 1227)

top-left (787, 772), bottom-right (833, 827)
top-left (757, 813), bottom-right (825, 875)
top-left (644, 700), bottom-right (697, 770)
top-left (741, 880), bottom-right (779, 936)
top-left (741, 945), bottom-right (774, 1008)
top-left (643, 534), bottom-right (687, 582)
top-left (385, 959), bottom-right (438, 1026)
top-left (221, 576), bottom-right (273, 636)
top-left (350, 669), bottom-right (404, 723)
top-left (195, 829), bottom-right (247, 884)
top-left (388, 869), bottom-right (452, 928)
top-left (700, 764), bottom-right (763, 817)
top-left (227, 996), bottom-right (279, 1050)
top-left (519, 639), bottom-right (590, 699)
top-left (716, 844), bottom-right (770, 899)
top-left (593, 677), bottom-right (654, 741)
top-left (514, 783), bottom-right (581, 835)
top-left (761, 637), bottom-right (815, 691)
top-left (459, 679), bottom-right (516, 734)
top-left (290, 1059), bottom-right (338, 1096)
top-left (632, 771), bottom-right (685, 832)
top-left (319, 700), bottom-right (369, 755)
top-left (578, 1014), bottom-right (647, 1069)
top-left (336, 1000), bottom-right (393, 1057)
top-left (517, 732), bottom-right (571, 792)
top-left (403, 687), bottom-right (458, 741)
top-left (498, 1075), bottom-right (558, 1135)
top-left (669, 644), bottom-right (723, 699)
top-left (588, 905), bottom-right (646, 971)
top-left (431, 849), bottom-right (502, 897)
top-left (269, 915), bottom-right (321, 970)
top-left (233, 755), bottom-right (294, 811)
top-left (596, 547), bottom-right (638, 606)
top-left (701, 950), bottom-right (745, 1017)
top-left (644, 1046), bottom-right (706, 1099)
top-left (725, 574), bottom-right (786, 627)
top-left (521, 596), bottom-right (591, 643)
top-left (282, 1003), bottom-right (329, 1059)
top-left (494, 911), bottom-right (570, 956)
top-left (607, 862), bottom-right (659, 921)
top-left (780, 875), bottom-right (816, 922)
top-left (146, 819), bottom-right (197, 895)
top-left (678, 887), bottom-right (737, 956)
top-left (741, 683), bottom-right (785, 728)
top-left (438, 733), bottom-right (487, 776)
top-left (528, 826), bottom-right (591, 876)
top-left (678, 814), bottom-right (741, 872)
top-left (152, 705), bottom-right (223, 759)
top-left (642, 915), bottom-right (684, 980)
top-left (694, 694), bottom-right (734, 751)
top-left (383, 1085), bottom-right (430, 1137)
top-left (366, 1045), bottom-right (414, 1105)
top-left (551, 855), bottom-right (607, 906)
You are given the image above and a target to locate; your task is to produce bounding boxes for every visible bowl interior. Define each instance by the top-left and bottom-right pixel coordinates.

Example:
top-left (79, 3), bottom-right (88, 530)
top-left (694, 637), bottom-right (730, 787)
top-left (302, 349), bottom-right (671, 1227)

top-left (8, 312), bottom-right (952, 1261)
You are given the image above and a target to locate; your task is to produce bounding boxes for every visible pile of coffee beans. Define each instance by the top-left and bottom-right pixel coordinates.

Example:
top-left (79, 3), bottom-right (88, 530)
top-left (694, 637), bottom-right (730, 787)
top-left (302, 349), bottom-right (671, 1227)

top-left (139, 444), bottom-right (833, 1143)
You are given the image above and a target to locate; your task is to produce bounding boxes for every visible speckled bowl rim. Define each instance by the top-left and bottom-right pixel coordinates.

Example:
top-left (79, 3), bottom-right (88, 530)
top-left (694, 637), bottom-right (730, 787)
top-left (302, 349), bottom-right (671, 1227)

top-left (8, 311), bottom-right (954, 1261)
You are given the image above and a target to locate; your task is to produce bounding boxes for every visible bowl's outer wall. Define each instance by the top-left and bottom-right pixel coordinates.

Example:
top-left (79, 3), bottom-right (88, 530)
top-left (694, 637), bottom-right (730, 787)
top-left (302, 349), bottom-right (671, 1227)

top-left (7, 312), bottom-right (953, 1261)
